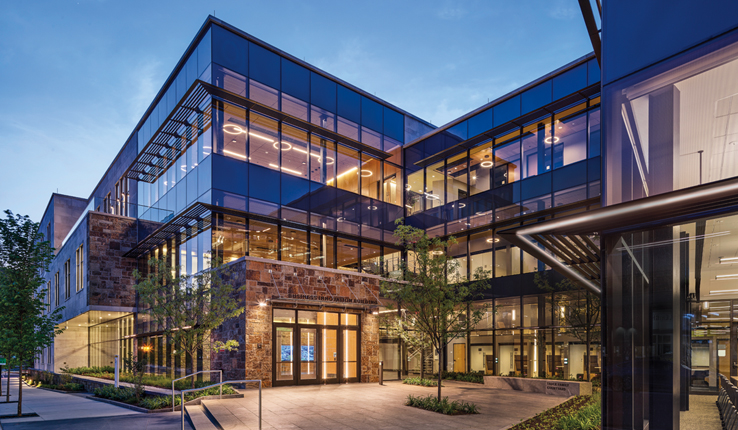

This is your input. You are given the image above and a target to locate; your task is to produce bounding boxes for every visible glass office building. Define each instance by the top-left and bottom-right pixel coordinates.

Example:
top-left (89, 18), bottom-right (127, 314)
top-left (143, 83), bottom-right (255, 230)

top-left (33, 5), bottom-right (738, 427)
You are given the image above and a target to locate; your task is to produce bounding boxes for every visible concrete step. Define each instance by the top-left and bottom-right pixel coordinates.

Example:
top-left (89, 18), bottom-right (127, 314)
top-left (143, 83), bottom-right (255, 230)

top-left (186, 404), bottom-right (219, 430)
top-left (202, 399), bottom-right (261, 430)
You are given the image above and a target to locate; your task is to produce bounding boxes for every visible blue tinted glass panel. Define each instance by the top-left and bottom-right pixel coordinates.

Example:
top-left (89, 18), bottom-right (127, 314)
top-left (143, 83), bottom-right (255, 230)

top-left (309, 182), bottom-right (336, 215)
top-left (588, 157), bottom-right (601, 182)
top-left (404, 144), bottom-right (424, 172)
top-left (383, 107), bottom-right (404, 142)
top-left (361, 97), bottom-right (382, 133)
top-left (212, 189), bottom-right (247, 212)
top-left (248, 164), bottom-right (280, 203)
top-left (522, 81), bottom-right (552, 114)
top-left (197, 28), bottom-right (211, 77)
top-left (424, 134), bottom-right (443, 158)
top-left (198, 156), bottom-right (212, 197)
top-left (337, 85), bottom-right (360, 123)
top-left (553, 64), bottom-right (587, 100)
top-left (310, 72), bottom-right (336, 112)
top-left (552, 161), bottom-right (586, 191)
top-left (281, 59), bottom-right (309, 102)
top-left (185, 53), bottom-right (198, 91)
top-left (211, 25), bottom-right (248, 76)
top-left (281, 175), bottom-right (310, 210)
top-left (493, 96), bottom-right (520, 127)
top-left (212, 155), bottom-right (248, 196)
top-left (520, 173), bottom-right (551, 200)
top-left (448, 121), bottom-right (468, 141)
top-left (587, 59), bottom-right (600, 85)
top-left (468, 109), bottom-right (493, 138)
top-left (249, 42), bottom-right (279, 89)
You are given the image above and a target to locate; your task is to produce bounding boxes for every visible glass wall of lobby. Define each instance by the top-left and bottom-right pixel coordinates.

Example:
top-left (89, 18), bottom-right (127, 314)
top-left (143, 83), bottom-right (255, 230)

top-left (379, 286), bottom-right (601, 381)
top-left (602, 211), bottom-right (738, 429)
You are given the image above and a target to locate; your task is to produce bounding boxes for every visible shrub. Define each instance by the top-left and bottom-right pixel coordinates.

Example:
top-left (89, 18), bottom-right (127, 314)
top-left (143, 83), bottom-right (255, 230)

top-left (555, 393), bottom-right (601, 430)
top-left (139, 396), bottom-right (173, 410)
top-left (403, 378), bottom-right (440, 387)
top-left (438, 371), bottom-right (484, 384)
top-left (94, 385), bottom-right (137, 402)
top-left (406, 394), bottom-right (479, 415)
top-left (62, 383), bottom-right (85, 392)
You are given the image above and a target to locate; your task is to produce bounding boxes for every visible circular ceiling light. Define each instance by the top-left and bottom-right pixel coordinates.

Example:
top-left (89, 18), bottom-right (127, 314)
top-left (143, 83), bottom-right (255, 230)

top-left (430, 250), bottom-right (444, 256)
top-left (458, 203), bottom-right (466, 208)
top-left (360, 170), bottom-right (373, 177)
top-left (405, 184), bottom-right (412, 190)
top-left (480, 161), bottom-right (494, 168)
top-left (273, 141), bottom-right (292, 151)
top-left (544, 136), bottom-right (560, 144)
top-left (486, 238), bottom-right (501, 243)
top-left (367, 205), bottom-right (378, 210)
top-left (223, 124), bottom-right (246, 135)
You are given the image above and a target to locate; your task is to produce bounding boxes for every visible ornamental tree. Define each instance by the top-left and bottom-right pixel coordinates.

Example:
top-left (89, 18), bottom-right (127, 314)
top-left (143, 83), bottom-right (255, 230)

top-left (0, 210), bottom-right (65, 416)
top-left (134, 256), bottom-right (244, 388)
top-left (380, 221), bottom-right (491, 400)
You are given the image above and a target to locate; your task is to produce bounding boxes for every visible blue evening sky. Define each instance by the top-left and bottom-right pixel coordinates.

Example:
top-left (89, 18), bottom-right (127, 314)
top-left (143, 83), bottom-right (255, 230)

top-left (0, 0), bottom-right (593, 220)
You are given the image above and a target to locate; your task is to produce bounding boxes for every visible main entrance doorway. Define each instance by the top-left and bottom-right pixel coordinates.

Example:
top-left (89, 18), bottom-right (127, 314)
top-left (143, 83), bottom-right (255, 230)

top-left (272, 308), bottom-right (361, 386)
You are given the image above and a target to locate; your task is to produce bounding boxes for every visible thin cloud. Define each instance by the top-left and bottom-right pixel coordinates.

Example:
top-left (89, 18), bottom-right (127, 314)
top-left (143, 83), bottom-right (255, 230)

top-left (549, 1), bottom-right (579, 20)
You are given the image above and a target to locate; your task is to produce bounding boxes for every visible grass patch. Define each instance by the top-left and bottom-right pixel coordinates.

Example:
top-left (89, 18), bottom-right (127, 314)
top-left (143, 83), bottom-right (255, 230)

top-left (406, 394), bottom-right (479, 415)
top-left (509, 392), bottom-right (601, 430)
top-left (93, 384), bottom-right (237, 410)
top-left (403, 377), bottom-right (440, 387)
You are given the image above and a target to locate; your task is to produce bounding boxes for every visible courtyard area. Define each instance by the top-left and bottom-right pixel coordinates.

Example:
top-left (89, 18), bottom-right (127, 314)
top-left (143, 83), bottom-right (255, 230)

top-left (202, 380), bottom-right (567, 430)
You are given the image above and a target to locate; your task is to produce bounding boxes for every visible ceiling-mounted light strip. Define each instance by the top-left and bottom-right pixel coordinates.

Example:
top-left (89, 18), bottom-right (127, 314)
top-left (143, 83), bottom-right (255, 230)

top-left (720, 257), bottom-right (738, 264)
top-left (326, 167), bottom-right (358, 184)
top-left (268, 163), bottom-right (303, 176)
top-left (710, 289), bottom-right (738, 295)
top-left (249, 131), bottom-right (274, 142)
top-left (223, 150), bottom-right (247, 160)
top-left (716, 274), bottom-right (738, 280)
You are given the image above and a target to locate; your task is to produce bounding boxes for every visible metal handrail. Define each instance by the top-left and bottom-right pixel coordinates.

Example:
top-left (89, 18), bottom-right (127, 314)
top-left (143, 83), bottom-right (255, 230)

top-left (181, 379), bottom-right (262, 430)
top-left (172, 370), bottom-right (222, 412)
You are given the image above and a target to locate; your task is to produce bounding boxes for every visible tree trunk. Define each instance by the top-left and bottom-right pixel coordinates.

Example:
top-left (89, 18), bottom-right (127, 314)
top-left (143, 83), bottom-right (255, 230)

top-left (190, 352), bottom-right (196, 389)
top-left (6, 366), bottom-right (10, 402)
top-left (17, 359), bottom-right (22, 416)
top-left (420, 347), bottom-right (425, 381)
top-left (437, 347), bottom-right (442, 401)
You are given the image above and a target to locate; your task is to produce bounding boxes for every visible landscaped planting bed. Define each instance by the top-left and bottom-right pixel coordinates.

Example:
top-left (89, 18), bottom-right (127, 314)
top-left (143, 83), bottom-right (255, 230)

top-left (403, 377), bottom-right (441, 387)
top-left (406, 394), bottom-right (479, 415)
top-left (509, 392), bottom-right (601, 430)
top-left (93, 384), bottom-right (238, 410)
top-left (64, 366), bottom-right (221, 391)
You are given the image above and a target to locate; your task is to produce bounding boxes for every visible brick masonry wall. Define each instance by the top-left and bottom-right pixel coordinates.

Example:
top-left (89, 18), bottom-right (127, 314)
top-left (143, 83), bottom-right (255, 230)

top-left (87, 212), bottom-right (139, 307)
top-left (211, 257), bottom-right (382, 387)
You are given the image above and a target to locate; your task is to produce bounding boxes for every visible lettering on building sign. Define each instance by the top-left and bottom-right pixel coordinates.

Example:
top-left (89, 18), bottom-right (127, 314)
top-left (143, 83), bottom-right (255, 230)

top-left (545, 381), bottom-right (571, 395)
top-left (276, 293), bottom-right (378, 305)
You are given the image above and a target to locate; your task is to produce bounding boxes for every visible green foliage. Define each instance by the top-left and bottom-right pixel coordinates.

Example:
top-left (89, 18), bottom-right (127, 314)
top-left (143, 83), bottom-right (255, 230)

top-left (212, 339), bottom-right (240, 353)
top-left (64, 368), bottom-right (228, 391)
top-left (122, 352), bottom-right (147, 401)
top-left (139, 395), bottom-right (174, 410)
top-left (94, 385), bottom-right (137, 402)
top-left (63, 366), bottom-right (115, 375)
top-left (133, 257), bottom-right (245, 388)
top-left (381, 221), bottom-right (491, 400)
top-left (405, 394), bottom-right (479, 415)
top-left (61, 383), bottom-right (85, 392)
top-left (0, 210), bottom-right (65, 416)
top-left (509, 393), bottom-right (601, 430)
top-left (403, 377), bottom-right (440, 387)
top-left (439, 371), bottom-right (484, 384)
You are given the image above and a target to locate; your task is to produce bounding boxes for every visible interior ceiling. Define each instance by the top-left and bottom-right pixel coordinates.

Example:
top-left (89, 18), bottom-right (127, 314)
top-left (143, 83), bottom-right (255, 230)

top-left (699, 213), bottom-right (738, 299)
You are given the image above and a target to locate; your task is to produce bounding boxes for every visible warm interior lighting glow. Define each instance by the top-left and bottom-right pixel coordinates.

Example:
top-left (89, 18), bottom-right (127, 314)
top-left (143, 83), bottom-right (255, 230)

top-left (720, 256), bottom-right (738, 264)
top-left (480, 161), bottom-right (494, 168)
top-left (326, 166), bottom-right (358, 183)
top-left (716, 274), bottom-right (738, 280)
top-left (223, 150), bottom-right (247, 159)
top-left (485, 238), bottom-right (500, 243)
top-left (268, 163), bottom-right (303, 176)
top-left (360, 169), bottom-right (373, 177)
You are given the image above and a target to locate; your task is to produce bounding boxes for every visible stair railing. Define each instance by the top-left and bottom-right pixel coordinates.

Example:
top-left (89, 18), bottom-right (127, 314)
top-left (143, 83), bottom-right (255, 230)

top-left (171, 369), bottom-right (222, 412)
top-left (181, 379), bottom-right (262, 430)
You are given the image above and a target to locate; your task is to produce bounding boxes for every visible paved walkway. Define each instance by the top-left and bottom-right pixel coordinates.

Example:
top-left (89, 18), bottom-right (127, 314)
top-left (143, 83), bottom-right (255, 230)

top-left (0, 376), bottom-right (140, 427)
top-left (201, 380), bottom-right (566, 429)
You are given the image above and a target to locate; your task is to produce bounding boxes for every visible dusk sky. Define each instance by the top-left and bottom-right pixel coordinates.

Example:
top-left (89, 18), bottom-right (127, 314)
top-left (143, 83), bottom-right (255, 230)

top-left (0, 0), bottom-right (594, 220)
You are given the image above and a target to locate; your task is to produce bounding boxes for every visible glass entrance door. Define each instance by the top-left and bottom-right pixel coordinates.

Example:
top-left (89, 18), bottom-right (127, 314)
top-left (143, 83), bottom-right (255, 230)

top-left (275, 327), bottom-right (294, 385)
top-left (322, 328), bottom-right (338, 382)
top-left (299, 328), bottom-right (317, 383)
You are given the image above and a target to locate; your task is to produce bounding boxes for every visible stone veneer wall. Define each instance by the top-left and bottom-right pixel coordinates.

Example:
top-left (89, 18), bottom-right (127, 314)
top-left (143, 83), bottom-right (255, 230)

top-left (211, 257), bottom-right (382, 387)
top-left (87, 212), bottom-right (139, 307)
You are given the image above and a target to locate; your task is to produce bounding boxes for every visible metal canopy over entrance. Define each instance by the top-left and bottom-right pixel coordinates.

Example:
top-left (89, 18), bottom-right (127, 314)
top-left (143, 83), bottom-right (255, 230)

top-left (500, 176), bottom-right (738, 296)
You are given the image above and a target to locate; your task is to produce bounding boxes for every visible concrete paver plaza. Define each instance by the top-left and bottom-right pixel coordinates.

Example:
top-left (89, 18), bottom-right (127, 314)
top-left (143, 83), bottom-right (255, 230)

top-left (203, 380), bottom-right (566, 430)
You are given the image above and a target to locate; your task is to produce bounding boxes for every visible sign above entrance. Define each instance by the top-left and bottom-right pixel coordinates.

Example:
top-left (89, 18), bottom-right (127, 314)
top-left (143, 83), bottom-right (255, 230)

top-left (273, 293), bottom-right (378, 306)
